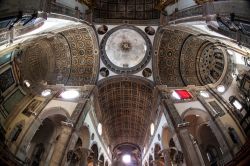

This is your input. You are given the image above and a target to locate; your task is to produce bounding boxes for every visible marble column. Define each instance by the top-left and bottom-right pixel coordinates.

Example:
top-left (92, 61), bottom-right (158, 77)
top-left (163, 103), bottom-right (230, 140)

top-left (49, 121), bottom-right (73, 166)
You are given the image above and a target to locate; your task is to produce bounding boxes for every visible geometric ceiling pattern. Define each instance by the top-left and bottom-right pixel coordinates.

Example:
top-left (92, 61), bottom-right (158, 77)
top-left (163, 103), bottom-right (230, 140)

top-left (97, 76), bottom-right (154, 151)
top-left (14, 24), bottom-right (230, 155)
top-left (100, 25), bottom-right (152, 74)
top-left (153, 27), bottom-right (226, 87)
top-left (17, 25), bottom-right (99, 86)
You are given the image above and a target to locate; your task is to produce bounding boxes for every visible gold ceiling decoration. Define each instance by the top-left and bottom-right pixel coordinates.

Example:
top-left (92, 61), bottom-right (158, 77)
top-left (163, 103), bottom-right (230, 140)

top-left (155, 0), bottom-right (175, 10)
top-left (97, 76), bottom-right (155, 150)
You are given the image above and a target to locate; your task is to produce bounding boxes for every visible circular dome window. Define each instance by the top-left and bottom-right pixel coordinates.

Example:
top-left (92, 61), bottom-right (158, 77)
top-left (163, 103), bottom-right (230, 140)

top-left (142, 68), bottom-right (152, 78)
top-left (97, 25), bottom-right (108, 35)
top-left (98, 123), bottom-right (102, 136)
top-left (100, 67), bottom-right (109, 77)
top-left (145, 26), bottom-right (155, 35)
top-left (100, 25), bottom-right (152, 74)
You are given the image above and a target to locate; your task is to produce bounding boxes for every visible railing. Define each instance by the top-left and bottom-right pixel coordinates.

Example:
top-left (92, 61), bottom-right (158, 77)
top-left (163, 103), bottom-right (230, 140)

top-left (168, 5), bottom-right (203, 22)
top-left (50, 2), bottom-right (84, 20)
top-left (167, 1), bottom-right (250, 23)
top-left (0, 1), bottom-right (86, 46)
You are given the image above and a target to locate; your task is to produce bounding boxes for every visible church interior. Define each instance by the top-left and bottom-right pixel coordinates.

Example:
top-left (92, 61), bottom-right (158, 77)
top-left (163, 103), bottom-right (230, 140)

top-left (0, 0), bottom-right (250, 165)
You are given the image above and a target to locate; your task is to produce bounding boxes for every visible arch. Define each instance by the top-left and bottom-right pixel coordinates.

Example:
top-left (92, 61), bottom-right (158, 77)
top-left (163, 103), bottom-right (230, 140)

top-left (18, 25), bottom-right (100, 87)
top-left (198, 124), bottom-right (223, 165)
top-left (153, 27), bottom-right (230, 87)
top-left (181, 108), bottom-right (209, 121)
top-left (161, 126), bottom-right (171, 149)
top-left (181, 108), bottom-right (210, 139)
top-left (77, 125), bottom-right (90, 148)
top-left (97, 75), bottom-right (154, 149)
top-left (182, 108), bottom-right (223, 165)
top-left (88, 143), bottom-right (99, 166)
top-left (39, 107), bottom-right (70, 121)
top-left (99, 154), bottom-right (104, 166)
top-left (154, 143), bottom-right (161, 160)
top-left (27, 113), bottom-right (67, 166)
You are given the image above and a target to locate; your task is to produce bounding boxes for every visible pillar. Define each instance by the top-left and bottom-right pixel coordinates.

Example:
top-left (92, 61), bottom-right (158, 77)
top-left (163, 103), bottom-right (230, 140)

top-left (177, 128), bottom-right (203, 166)
top-left (78, 148), bottom-right (91, 166)
top-left (49, 121), bottom-right (73, 166)
top-left (161, 149), bottom-right (171, 166)
top-left (162, 99), bottom-right (204, 166)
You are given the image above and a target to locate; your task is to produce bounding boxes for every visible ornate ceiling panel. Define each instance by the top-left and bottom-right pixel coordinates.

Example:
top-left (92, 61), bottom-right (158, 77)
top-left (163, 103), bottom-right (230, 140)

top-left (196, 43), bottom-right (225, 85)
top-left (153, 28), bottom-right (189, 86)
top-left (19, 38), bottom-right (52, 84)
top-left (18, 25), bottom-right (99, 86)
top-left (93, 0), bottom-right (160, 22)
top-left (97, 76), bottom-right (154, 150)
top-left (154, 27), bottom-right (227, 87)
top-left (180, 35), bottom-right (205, 86)
top-left (100, 25), bottom-right (152, 74)
top-left (60, 27), bottom-right (99, 85)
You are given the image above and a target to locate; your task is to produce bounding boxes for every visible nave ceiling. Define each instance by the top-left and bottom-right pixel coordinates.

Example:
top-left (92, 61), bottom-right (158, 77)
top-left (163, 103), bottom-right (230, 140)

top-left (6, 22), bottom-right (233, 154)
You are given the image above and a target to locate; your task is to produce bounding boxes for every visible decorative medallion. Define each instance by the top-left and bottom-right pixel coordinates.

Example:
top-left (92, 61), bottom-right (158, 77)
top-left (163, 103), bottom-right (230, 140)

top-left (100, 25), bottom-right (152, 74)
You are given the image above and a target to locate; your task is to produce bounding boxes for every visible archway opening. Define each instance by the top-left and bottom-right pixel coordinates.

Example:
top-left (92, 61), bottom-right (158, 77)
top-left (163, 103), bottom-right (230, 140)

top-left (99, 154), bottom-right (104, 166)
top-left (183, 109), bottom-right (222, 166)
top-left (88, 144), bottom-right (99, 166)
top-left (27, 114), bottom-right (67, 166)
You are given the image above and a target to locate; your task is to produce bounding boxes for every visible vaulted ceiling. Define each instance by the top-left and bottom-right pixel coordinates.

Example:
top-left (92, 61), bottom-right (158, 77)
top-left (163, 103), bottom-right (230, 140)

top-left (12, 23), bottom-right (231, 156)
top-left (153, 27), bottom-right (227, 87)
top-left (96, 76), bottom-right (155, 151)
top-left (17, 25), bottom-right (99, 87)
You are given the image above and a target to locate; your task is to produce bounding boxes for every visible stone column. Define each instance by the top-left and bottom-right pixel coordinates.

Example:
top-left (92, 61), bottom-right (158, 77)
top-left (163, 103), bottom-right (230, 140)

top-left (49, 121), bottom-right (73, 166)
top-left (78, 148), bottom-right (92, 166)
top-left (197, 95), bottom-right (234, 163)
top-left (178, 128), bottom-right (203, 166)
top-left (193, 139), bottom-right (206, 166)
top-left (161, 149), bottom-right (171, 166)
top-left (93, 158), bottom-right (98, 166)
top-left (162, 99), bottom-right (204, 166)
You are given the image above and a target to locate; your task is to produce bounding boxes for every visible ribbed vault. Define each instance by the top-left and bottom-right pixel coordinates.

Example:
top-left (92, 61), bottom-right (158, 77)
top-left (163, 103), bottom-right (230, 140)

top-left (97, 76), bottom-right (154, 151)
top-left (17, 25), bottom-right (99, 86)
top-left (153, 27), bottom-right (227, 87)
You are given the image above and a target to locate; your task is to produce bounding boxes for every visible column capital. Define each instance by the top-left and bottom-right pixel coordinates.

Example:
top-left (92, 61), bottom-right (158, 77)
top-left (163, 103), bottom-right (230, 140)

top-left (61, 121), bottom-right (74, 128)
